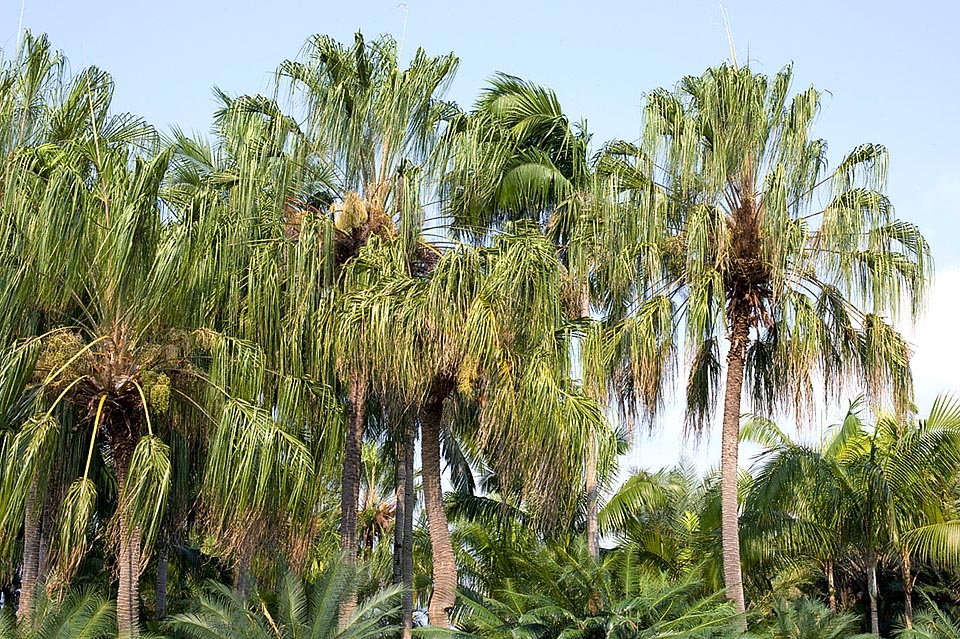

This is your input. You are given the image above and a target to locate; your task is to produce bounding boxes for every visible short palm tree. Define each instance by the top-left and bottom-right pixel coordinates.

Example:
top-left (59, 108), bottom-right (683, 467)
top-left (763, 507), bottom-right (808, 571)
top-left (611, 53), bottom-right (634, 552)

top-left (759, 598), bottom-right (873, 639)
top-left (0, 587), bottom-right (115, 639)
top-left (598, 63), bottom-right (931, 618)
top-left (743, 397), bottom-right (960, 634)
top-left (456, 537), bottom-right (740, 639)
top-left (167, 559), bottom-right (400, 639)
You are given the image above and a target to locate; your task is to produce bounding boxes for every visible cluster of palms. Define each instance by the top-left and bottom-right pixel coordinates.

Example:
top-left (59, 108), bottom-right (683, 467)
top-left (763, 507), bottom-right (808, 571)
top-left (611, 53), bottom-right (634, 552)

top-left (0, 28), bottom-right (939, 639)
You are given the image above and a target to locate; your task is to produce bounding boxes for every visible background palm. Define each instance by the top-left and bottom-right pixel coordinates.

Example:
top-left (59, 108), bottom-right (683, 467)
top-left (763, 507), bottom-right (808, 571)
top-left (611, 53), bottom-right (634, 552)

top-left (597, 63), bottom-right (930, 616)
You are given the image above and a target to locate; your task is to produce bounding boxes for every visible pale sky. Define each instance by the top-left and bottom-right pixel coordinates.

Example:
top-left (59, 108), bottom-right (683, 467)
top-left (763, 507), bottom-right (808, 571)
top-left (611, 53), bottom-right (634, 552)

top-left (5, 0), bottom-right (959, 473)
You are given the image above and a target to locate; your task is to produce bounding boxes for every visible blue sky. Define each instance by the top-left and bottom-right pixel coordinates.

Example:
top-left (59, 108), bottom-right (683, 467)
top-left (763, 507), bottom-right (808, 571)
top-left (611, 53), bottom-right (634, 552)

top-left (5, 0), bottom-right (959, 471)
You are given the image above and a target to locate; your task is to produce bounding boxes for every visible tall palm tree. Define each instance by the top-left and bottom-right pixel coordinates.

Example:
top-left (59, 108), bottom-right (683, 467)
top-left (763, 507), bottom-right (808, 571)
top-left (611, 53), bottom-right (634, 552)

top-left (599, 63), bottom-right (931, 617)
top-left (443, 74), bottom-right (618, 560)
top-left (277, 34), bottom-right (459, 626)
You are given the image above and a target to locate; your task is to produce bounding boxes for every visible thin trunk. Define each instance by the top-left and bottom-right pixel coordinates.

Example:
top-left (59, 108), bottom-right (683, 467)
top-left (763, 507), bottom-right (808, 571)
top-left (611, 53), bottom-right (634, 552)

top-left (826, 559), bottom-right (837, 613)
top-left (402, 421), bottom-right (416, 639)
top-left (233, 539), bottom-right (252, 602)
top-left (393, 433), bottom-right (405, 587)
top-left (38, 465), bottom-right (57, 577)
top-left (18, 474), bottom-right (41, 621)
top-left (422, 394), bottom-right (455, 627)
top-left (155, 542), bottom-right (168, 620)
top-left (115, 445), bottom-right (141, 639)
top-left (338, 372), bottom-right (366, 629)
top-left (868, 550), bottom-right (879, 636)
top-left (902, 547), bottom-right (913, 630)
top-left (585, 432), bottom-right (599, 559)
top-left (579, 290), bottom-right (599, 561)
top-left (720, 312), bottom-right (749, 625)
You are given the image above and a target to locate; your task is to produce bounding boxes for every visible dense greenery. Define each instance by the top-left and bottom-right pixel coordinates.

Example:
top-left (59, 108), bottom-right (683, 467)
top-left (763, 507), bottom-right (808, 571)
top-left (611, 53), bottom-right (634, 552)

top-left (0, 29), bottom-right (952, 639)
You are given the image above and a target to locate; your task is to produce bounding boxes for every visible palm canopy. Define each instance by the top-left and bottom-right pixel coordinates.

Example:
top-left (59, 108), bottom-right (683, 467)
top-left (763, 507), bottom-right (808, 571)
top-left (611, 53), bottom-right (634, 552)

top-left (598, 63), bottom-right (930, 427)
top-left (741, 396), bottom-right (960, 630)
top-left (167, 559), bottom-right (400, 639)
top-left (443, 73), bottom-right (589, 245)
top-left (279, 31), bottom-right (459, 258)
top-left (322, 223), bottom-right (608, 523)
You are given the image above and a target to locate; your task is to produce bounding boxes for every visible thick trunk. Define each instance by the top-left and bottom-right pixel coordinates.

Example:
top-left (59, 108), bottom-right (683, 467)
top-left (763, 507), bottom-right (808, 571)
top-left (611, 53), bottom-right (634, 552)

top-left (585, 431), bottom-right (599, 560)
top-left (338, 373), bottom-right (366, 628)
top-left (868, 550), bottom-right (879, 636)
top-left (720, 313), bottom-right (749, 624)
top-left (115, 446), bottom-right (141, 639)
top-left (422, 396), bottom-right (455, 627)
top-left (902, 547), bottom-right (913, 630)
top-left (155, 542), bottom-right (168, 620)
top-left (826, 559), bottom-right (837, 613)
top-left (18, 474), bottom-right (41, 621)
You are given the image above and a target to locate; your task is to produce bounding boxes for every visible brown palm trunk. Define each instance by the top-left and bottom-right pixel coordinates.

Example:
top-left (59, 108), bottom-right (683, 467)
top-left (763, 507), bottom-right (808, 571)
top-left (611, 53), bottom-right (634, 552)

top-left (402, 421), bottom-right (416, 639)
top-left (585, 432), bottom-right (599, 559)
top-left (393, 433), bottom-right (405, 587)
top-left (826, 559), bottom-right (837, 613)
top-left (115, 445), bottom-right (141, 639)
top-left (392, 418), bottom-right (416, 639)
top-left (18, 474), bottom-right (41, 621)
top-left (155, 542), bottom-right (168, 620)
top-left (868, 550), bottom-right (879, 636)
top-left (38, 465), bottom-right (58, 577)
top-left (422, 392), bottom-right (455, 627)
top-left (720, 313), bottom-right (749, 625)
top-left (901, 547), bottom-right (913, 629)
top-left (338, 372), bottom-right (366, 628)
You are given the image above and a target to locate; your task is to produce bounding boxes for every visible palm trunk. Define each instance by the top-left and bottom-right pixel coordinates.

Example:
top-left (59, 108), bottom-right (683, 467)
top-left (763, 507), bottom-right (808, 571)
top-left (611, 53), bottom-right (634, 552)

top-left (422, 393), bottom-right (455, 627)
top-left (38, 466), bottom-right (57, 577)
top-left (402, 421), bottom-right (416, 639)
top-left (579, 290), bottom-right (600, 561)
top-left (338, 372), bottom-right (366, 628)
top-left (115, 445), bottom-right (141, 639)
top-left (585, 432), bottom-right (599, 559)
top-left (867, 550), bottom-right (879, 636)
top-left (901, 547), bottom-right (913, 629)
top-left (826, 559), bottom-right (837, 613)
top-left (18, 474), bottom-right (41, 621)
top-left (720, 313), bottom-right (749, 624)
top-left (155, 542), bottom-right (168, 620)
top-left (233, 538), bottom-right (252, 602)
top-left (393, 433), bottom-right (405, 588)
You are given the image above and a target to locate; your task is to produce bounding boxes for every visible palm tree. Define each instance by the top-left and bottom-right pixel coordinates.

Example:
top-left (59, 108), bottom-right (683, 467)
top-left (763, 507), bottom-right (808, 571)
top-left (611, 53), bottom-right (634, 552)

top-left (455, 536), bottom-right (740, 639)
top-left (166, 88), bottom-right (341, 598)
top-left (743, 397), bottom-right (960, 634)
top-left (599, 465), bottom-right (723, 588)
top-left (598, 63), bottom-right (931, 617)
top-left (0, 587), bottom-right (115, 639)
top-left (443, 74), bottom-right (618, 560)
top-left (759, 598), bottom-right (873, 639)
top-left (276, 34), bottom-right (459, 626)
top-left (167, 560), bottom-right (400, 639)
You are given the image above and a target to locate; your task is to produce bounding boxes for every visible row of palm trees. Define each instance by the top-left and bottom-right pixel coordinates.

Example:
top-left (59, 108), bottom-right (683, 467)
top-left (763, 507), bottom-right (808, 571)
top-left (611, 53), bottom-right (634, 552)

top-left (0, 28), bottom-right (936, 637)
